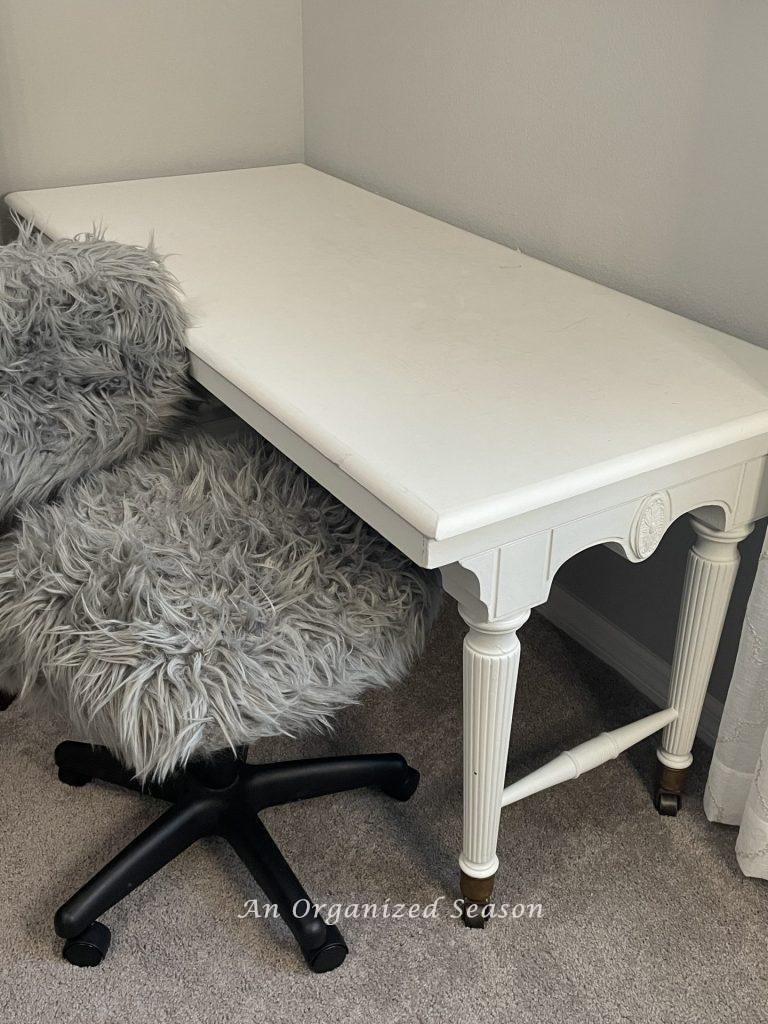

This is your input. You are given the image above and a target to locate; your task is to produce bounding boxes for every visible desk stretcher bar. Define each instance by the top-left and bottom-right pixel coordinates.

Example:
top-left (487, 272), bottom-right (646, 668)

top-left (501, 707), bottom-right (678, 807)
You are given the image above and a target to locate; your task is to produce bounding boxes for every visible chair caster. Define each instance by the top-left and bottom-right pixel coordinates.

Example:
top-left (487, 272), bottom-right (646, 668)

top-left (381, 766), bottom-right (420, 802)
top-left (58, 767), bottom-right (92, 787)
top-left (62, 921), bottom-right (111, 967)
top-left (461, 901), bottom-right (490, 929)
top-left (655, 789), bottom-right (681, 816)
top-left (303, 925), bottom-right (348, 973)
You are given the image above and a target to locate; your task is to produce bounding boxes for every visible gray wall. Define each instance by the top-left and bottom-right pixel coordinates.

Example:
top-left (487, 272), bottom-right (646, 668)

top-left (0, 0), bottom-right (304, 238)
top-left (303, 0), bottom-right (768, 700)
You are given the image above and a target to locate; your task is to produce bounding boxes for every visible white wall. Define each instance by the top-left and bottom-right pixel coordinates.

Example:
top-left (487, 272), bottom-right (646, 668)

top-left (303, 0), bottom-right (768, 700)
top-left (0, 0), bottom-right (303, 230)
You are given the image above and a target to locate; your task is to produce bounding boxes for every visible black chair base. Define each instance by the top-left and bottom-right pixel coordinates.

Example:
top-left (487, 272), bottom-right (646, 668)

top-left (53, 741), bottom-right (420, 973)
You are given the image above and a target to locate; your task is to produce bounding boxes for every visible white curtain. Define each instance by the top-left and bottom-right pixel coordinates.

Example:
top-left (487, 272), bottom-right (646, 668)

top-left (704, 533), bottom-right (768, 878)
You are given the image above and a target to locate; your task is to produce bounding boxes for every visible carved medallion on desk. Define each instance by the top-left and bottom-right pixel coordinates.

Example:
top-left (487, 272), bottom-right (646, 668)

top-left (630, 491), bottom-right (671, 559)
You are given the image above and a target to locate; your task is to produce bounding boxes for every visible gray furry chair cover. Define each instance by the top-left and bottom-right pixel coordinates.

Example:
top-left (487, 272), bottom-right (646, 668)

top-left (0, 227), bottom-right (193, 528)
top-left (0, 432), bottom-right (441, 782)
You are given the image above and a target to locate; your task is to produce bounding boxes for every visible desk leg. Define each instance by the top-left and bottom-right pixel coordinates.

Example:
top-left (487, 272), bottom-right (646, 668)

top-left (458, 605), bottom-right (529, 927)
top-left (656, 519), bottom-right (753, 814)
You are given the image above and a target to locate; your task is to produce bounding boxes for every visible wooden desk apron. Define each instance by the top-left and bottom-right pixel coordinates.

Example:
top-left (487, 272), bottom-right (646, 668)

top-left (10, 164), bottom-right (768, 918)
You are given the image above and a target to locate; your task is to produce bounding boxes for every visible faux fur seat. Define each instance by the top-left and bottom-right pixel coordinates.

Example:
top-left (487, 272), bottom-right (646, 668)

top-left (0, 431), bottom-right (441, 782)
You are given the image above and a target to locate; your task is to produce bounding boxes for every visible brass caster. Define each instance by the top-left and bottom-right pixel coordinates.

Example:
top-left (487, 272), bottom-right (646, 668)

top-left (459, 869), bottom-right (494, 929)
top-left (461, 900), bottom-right (491, 929)
top-left (654, 763), bottom-right (687, 816)
top-left (655, 789), bottom-right (681, 816)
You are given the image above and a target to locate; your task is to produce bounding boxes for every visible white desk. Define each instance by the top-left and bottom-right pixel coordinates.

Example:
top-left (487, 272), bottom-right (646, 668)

top-left (9, 164), bottom-right (768, 918)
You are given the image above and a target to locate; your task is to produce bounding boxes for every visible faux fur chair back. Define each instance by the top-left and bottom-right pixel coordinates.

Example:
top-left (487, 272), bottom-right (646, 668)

top-left (0, 228), bottom-right (194, 527)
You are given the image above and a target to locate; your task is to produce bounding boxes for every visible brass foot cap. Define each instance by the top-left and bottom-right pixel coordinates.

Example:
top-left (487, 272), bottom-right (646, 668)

top-left (657, 764), bottom-right (688, 796)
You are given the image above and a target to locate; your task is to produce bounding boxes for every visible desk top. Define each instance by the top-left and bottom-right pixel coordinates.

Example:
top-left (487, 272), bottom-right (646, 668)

top-left (8, 164), bottom-right (768, 543)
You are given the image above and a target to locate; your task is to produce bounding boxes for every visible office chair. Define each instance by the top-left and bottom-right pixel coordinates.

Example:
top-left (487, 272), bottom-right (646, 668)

top-left (0, 231), bottom-right (440, 972)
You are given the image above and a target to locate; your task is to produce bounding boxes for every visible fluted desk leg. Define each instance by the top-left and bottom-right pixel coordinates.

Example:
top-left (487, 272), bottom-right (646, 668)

top-left (458, 606), bottom-right (529, 927)
top-left (656, 518), bottom-right (753, 814)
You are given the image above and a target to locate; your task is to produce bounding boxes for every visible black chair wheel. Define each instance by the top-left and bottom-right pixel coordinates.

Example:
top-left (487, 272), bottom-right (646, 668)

top-left (306, 938), bottom-right (348, 973)
top-left (381, 766), bottom-right (420, 802)
top-left (655, 789), bottom-right (681, 816)
top-left (62, 921), bottom-right (111, 967)
top-left (461, 901), bottom-right (490, 929)
top-left (58, 767), bottom-right (92, 787)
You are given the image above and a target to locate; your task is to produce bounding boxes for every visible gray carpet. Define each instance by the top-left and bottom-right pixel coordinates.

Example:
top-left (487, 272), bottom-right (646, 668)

top-left (1, 604), bottom-right (765, 1024)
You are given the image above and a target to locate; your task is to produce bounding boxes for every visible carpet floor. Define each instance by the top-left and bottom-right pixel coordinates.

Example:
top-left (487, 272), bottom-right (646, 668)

top-left (1, 603), bottom-right (765, 1024)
